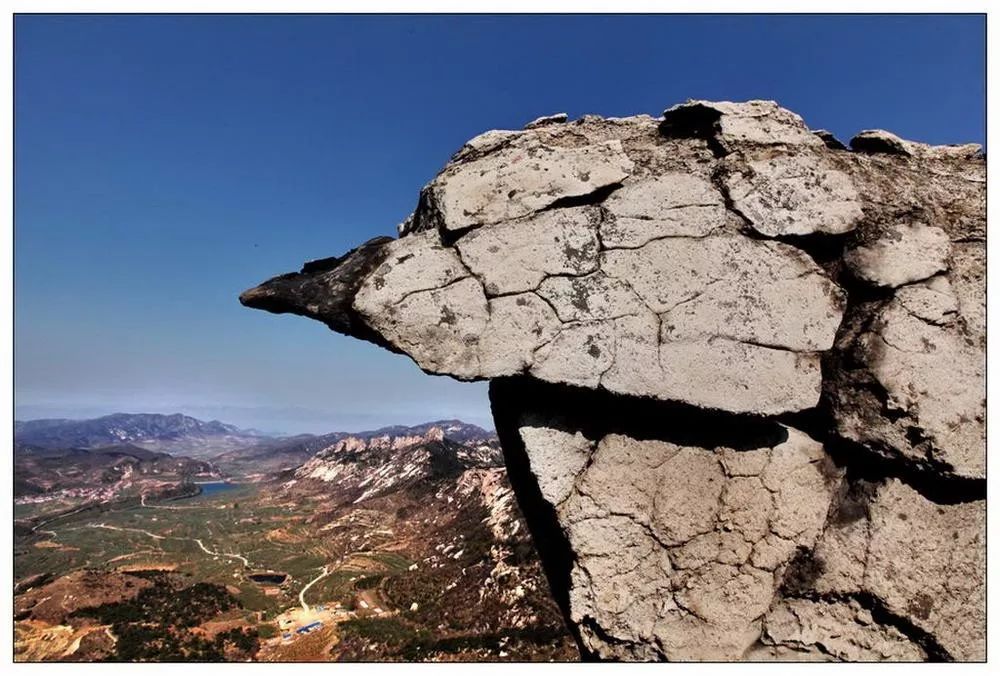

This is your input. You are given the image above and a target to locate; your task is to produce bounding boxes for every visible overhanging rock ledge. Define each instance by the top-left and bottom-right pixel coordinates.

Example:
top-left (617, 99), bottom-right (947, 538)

top-left (240, 100), bottom-right (985, 662)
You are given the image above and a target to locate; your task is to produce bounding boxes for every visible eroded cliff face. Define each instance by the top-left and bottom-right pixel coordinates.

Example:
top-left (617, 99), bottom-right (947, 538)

top-left (240, 100), bottom-right (985, 661)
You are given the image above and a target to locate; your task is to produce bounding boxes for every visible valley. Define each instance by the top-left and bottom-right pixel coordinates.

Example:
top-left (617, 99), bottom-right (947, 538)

top-left (13, 414), bottom-right (577, 662)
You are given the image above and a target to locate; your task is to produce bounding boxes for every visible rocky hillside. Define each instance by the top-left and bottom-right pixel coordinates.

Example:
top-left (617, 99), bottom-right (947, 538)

top-left (289, 425), bottom-right (500, 503)
top-left (241, 100), bottom-right (985, 661)
top-left (15, 443), bottom-right (219, 498)
top-left (276, 424), bottom-right (575, 660)
top-left (214, 420), bottom-right (496, 478)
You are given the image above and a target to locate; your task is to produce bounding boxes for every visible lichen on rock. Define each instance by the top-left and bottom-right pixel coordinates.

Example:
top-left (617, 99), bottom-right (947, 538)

top-left (241, 99), bottom-right (985, 662)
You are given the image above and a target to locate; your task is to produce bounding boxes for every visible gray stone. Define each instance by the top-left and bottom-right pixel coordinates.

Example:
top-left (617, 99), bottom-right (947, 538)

top-left (851, 129), bottom-right (982, 160)
top-left (844, 221), bottom-right (951, 288)
top-left (723, 153), bottom-right (864, 237)
top-left (455, 206), bottom-right (601, 295)
top-left (813, 129), bottom-right (848, 150)
top-left (425, 136), bottom-right (634, 232)
top-left (479, 293), bottom-right (561, 376)
top-left (600, 173), bottom-right (728, 247)
top-left (809, 480), bottom-right (985, 661)
top-left (357, 275), bottom-right (489, 380)
top-left (661, 99), bottom-right (825, 149)
top-left (851, 129), bottom-right (912, 155)
top-left (760, 598), bottom-right (927, 661)
top-left (524, 112), bottom-right (569, 129)
top-left (828, 288), bottom-right (985, 479)
top-left (536, 271), bottom-right (646, 323)
top-left (522, 419), bottom-right (842, 660)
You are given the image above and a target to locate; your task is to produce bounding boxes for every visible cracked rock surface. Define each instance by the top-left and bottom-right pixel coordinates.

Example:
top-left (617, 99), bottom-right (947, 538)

top-left (527, 419), bottom-right (842, 660)
top-left (241, 100), bottom-right (985, 661)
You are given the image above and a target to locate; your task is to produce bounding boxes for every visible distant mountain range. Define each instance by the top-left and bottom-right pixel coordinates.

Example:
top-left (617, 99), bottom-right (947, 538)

top-left (208, 419), bottom-right (495, 477)
top-left (13, 411), bottom-right (500, 511)
top-left (14, 413), bottom-right (255, 450)
top-left (357, 420), bottom-right (495, 445)
top-left (13, 412), bottom-right (498, 475)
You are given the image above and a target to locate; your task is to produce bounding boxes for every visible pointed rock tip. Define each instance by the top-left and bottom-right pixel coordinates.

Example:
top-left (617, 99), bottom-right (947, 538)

top-left (238, 276), bottom-right (294, 312)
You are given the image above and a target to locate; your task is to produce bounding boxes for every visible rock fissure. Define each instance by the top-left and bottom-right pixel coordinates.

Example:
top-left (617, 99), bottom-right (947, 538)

top-left (540, 182), bottom-right (625, 212)
top-left (777, 591), bottom-right (952, 662)
top-left (597, 229), bottom-right (722, 251)
top-left (388, 272), bottom-right (473, 309)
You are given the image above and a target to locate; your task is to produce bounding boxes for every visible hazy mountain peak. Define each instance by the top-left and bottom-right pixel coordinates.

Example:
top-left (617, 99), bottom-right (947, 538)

top-left (14, 412), bottom-right (258, 454)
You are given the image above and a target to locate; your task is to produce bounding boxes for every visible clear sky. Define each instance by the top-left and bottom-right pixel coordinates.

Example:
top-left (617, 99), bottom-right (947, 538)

top-left (14, 14), bottom-right (985, 434)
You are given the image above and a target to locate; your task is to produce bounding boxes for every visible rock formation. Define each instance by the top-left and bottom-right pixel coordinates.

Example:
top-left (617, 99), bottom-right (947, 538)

top-left (240, 100), bottom-right (985, 661)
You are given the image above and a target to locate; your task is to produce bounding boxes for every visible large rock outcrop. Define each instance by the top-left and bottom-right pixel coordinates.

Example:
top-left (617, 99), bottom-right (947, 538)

top-left (240, 100), bottom-right (985, 661)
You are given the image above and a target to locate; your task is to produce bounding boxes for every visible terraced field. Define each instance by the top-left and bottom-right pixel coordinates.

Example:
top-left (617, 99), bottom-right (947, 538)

top-left (17, 485), bottom-right (373, 616)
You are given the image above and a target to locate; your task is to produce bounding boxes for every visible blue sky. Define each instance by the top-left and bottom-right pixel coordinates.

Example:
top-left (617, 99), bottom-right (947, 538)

top-left (14, 14), bottom-right (985, 434)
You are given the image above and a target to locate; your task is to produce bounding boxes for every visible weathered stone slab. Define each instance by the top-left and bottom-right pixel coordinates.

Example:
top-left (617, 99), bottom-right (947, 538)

top-left (844, 220), bottom-right (950, 288)
top-left (455, 206), bottom-right (601, 295)
top-left (426, 136), bottom-right (634, 232)
top-left (723, 153), bottom-right (864, 237)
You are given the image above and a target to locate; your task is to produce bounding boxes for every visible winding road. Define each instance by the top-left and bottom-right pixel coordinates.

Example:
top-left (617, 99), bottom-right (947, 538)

top-left (140, 494), bottom-right (202, 511)
top-left (298, 565), bottom-right (330, 612)
top-left (193, 538), bottom-right (250, 567)
top-left (30, 504), bottom-right (96, 535)
top-left (89, 523), bottom-right (165, 540)
top-left (80, 523), bottom-right (250, 567)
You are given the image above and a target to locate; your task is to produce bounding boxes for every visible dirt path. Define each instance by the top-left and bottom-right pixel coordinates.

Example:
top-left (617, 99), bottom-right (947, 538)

top-left (193, 538), bottom-right (250, 567)
top-left (89, 523), bottom-right (165, 540)
top-left (30, 504), bottom-right (95, 534)
top-left (80, 523), bottom-right (250, 567)
top-left (140, 494), bottom-right (201, 511)
top-left (298, 565), bottom-right (330, 612)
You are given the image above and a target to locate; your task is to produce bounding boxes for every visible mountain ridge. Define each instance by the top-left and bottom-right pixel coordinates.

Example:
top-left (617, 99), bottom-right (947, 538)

top-left (14, 413), bottom-right (499, 479)
top-left (15, 413), bottom-right (493, 446)
top-left (14, 412), bottom-right (254, 450)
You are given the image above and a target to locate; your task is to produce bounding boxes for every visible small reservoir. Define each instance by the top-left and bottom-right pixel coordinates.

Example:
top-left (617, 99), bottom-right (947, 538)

top-left (196, 481), bottom-right (239, 498)
top-left (247, 571), bottom-right (288, 585)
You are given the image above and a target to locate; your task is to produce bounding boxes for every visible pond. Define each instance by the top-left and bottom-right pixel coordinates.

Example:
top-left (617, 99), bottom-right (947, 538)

top-left (247, 572), bottom-right (288, 585)
top-left (195, 481), bottom-right (240, 498)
